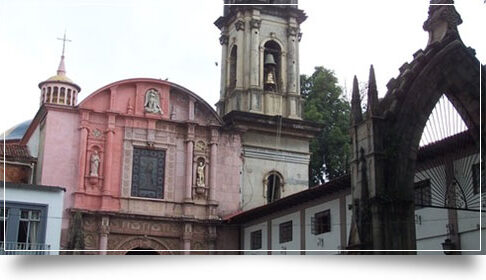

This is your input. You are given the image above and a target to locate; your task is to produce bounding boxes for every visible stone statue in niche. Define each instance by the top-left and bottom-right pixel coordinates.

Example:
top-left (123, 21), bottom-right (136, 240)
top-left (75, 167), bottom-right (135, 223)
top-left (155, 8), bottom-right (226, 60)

top-left (90, 150), bottom-right (100, 177)
top-left (144, 89), bottom-right (163, 114)
top-left (196, 160), bottom-right (206, 187)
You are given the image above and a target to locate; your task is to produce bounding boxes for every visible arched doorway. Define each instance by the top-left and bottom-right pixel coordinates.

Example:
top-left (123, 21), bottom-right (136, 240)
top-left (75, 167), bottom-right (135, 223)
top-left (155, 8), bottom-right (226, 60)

top-left (125, 247), bottom-right (159, 255)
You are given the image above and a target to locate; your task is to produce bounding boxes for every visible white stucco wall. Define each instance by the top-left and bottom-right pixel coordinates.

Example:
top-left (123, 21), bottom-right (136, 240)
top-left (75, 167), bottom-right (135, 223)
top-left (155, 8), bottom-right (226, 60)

top-left (1, 186), bottom-right (64, 254)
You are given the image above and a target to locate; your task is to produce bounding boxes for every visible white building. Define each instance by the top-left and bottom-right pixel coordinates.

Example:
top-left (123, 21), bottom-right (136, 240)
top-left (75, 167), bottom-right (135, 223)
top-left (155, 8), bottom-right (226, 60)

top-left (1, 182), bottom-right (65, 255)
top-left (228, 132), bottom-right (485, 255)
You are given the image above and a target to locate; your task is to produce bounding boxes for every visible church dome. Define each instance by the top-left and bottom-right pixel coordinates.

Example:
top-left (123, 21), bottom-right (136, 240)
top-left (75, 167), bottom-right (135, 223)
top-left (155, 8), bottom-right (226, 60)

top-left (2, 119), bottom-right (32, 141)
top-left (46, 74), bottom-right (74, 83)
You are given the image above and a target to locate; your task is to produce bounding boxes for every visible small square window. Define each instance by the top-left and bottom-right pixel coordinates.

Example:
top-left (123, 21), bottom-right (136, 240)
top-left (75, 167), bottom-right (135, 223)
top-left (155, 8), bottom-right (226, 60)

top-left (279, 221), bottom-right (292, 244)
top-left (250, 230), bottom-right (262, 250)
top-left (312, 210), bottom-right (331, 235)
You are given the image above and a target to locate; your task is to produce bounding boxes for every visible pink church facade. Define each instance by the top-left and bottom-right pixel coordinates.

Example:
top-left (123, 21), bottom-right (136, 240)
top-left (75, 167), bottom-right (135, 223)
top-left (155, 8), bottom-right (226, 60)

top-left (22, 78), bottom-right (242, 254)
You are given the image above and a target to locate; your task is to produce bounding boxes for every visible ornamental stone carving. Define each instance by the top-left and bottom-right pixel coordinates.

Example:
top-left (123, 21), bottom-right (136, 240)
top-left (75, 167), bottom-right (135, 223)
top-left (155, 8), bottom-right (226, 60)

top-left (287, 26), bottom-right (299, 37)
top-left (250, 19), bottom-right (261, 30)
top-left (234, 20), bottom-right (245, 31)
top-left (196, 159), bottom-right (206, 187)
top-left (90, 150), bottom-right (100, 177)
top-left (219, 34), bottom-right (229, 45)
top-left (144, 89), bottom-right (163, 114)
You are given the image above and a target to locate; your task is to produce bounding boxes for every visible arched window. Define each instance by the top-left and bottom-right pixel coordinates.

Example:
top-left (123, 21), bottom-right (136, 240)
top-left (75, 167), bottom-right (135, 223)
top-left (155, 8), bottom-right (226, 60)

top-left (228, 45), bottom-right (237, 90)
top-left (53, 87), bottom-right (59, 103)
top-left (47, 87), bottom-right (52, 103)
top-left (265, 171), bottom-right (284, 203)
top-left (67, 89), bottom-right (72, 105)
top-left (263, 40), bottom-right (281, 92)
top-left (59, 87), bottom-right (66, 104)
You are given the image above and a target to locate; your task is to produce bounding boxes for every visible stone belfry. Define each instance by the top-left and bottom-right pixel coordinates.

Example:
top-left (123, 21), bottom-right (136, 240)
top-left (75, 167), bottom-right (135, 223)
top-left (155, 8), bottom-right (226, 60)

top-left (215, 0), bottom-right (306, 118)
top-left (215, 0), bottom-right (320, 211)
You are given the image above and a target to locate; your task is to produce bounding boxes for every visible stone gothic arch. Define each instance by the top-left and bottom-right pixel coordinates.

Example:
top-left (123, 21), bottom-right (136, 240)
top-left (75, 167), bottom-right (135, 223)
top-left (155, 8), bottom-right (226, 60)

top-left (348, 1), bottom-right (484, 252)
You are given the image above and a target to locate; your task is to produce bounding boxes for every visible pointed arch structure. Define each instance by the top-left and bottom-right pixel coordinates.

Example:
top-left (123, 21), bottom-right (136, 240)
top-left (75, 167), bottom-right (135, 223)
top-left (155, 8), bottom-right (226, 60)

top-left (348, 1), bottom-right (484, 252)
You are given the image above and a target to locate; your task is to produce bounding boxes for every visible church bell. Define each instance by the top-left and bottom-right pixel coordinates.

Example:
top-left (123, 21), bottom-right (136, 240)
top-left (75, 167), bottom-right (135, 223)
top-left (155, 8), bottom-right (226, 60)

top-left (264, 53), bottom-right (276, 66)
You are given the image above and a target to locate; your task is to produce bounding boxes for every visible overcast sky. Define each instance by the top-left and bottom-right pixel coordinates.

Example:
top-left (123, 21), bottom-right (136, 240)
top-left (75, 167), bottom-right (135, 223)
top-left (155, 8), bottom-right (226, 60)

top-left (0, 0), bottom-right (484, 133)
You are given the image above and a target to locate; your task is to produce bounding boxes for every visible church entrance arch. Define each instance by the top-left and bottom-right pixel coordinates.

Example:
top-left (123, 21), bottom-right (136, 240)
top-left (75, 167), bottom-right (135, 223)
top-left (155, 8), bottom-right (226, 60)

top-left (113, 236), bottom-right (173, 255)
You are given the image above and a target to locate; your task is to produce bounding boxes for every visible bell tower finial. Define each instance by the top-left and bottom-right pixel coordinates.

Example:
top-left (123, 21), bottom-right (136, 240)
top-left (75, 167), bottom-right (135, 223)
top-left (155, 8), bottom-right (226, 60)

top-left (56, 31), bottom-right (71, 76)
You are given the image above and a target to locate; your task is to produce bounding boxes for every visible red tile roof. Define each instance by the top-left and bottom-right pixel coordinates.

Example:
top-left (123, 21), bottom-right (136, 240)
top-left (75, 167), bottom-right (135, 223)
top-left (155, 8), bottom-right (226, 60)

top-left (0, 143), bottom-right (35, 162)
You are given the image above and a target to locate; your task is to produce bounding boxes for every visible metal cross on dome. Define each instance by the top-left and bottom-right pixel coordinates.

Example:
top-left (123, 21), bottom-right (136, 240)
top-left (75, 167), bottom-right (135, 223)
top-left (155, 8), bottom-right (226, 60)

top-left (57, 31), bottom-right (71, 57)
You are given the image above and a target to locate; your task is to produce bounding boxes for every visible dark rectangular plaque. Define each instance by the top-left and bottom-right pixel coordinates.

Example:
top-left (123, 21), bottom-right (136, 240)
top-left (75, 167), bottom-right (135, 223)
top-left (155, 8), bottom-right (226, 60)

top-left (131, 148), bottom-right (165, 199)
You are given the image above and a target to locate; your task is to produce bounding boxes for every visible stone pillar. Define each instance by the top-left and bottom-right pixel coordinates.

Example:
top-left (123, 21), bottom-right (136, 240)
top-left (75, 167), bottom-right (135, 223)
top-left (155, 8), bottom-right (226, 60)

top-left (185, 122), bottom-right (195, 202)
top-left (287, 24), bottom-right (298, 96)
top-left (99, 216), bottom-right (110, 255)
top-left (76, 112), bottom-right (89, 194)
top-left (183, 223), bottom-right (192, 255)
top-left (101, 114), bottom-right (115, 210)
top-left (219, 33), bottom-right (229, 100)
top-left (209, 128), bottom-right (219, 202)
top-left (185, 140), bottom-right (194, 201)
top-left (249, 18), bottom-right (261, 88)
top-left (445, 158), bottom-right (461, 254)
top-left (235, 18), bottom-right (245, 89)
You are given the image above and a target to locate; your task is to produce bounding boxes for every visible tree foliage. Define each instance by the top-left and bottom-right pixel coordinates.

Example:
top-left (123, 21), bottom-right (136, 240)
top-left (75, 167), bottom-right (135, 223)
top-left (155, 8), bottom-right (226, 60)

top-left (301, 66), bottom-right (351, 186)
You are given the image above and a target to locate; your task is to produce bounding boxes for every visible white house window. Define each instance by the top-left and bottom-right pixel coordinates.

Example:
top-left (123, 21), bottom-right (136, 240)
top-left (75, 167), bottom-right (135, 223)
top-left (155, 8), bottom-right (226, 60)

top-left (17, 210), bottom-right (41, 245)
top-left (250, 230), bottom-right (262, 250)
top-left (311, 209), bottom-right (331, 235)
top-left (279, 221), bottom-right (292, 244)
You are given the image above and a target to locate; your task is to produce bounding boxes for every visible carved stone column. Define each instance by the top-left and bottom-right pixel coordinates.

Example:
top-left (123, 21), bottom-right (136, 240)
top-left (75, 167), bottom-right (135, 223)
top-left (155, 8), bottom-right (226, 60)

top-left (209, 128), bottom-right (219, 203)
top-left (219, 33), bottom-right (229, 100)
top-left (250, 17), bottom-right (261, 88)
top-left (185, 124), bottom-right (195, 202)
top-left (235, 18), bottom-right (245, 89)
top-left (287, 24), bottom-right (299, 96)
top-left (182, 223), bottom-right (192, 255)
top-left (75, 111), bottom-right (90, 207)
top-left (101, 114), bottom-right (115, 210)
top-left (98, 216), bottom-right (110, 255)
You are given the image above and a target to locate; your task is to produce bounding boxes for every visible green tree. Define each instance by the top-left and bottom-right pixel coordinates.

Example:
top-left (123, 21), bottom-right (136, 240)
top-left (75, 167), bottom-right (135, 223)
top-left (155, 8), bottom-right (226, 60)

top-left (301, 66), bottom-right (351, 186)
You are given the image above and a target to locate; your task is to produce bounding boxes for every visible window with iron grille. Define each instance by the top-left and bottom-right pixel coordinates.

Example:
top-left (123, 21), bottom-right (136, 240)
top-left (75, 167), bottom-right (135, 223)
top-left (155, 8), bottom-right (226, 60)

top-left (250, 230), bottom-right (262, 250)
top-left (472, 163), bottom-right (483, 195)
top-left (311, 210), bottom-right (331, 235)
top-left (131, 148), bottom-right (166, 199)
top-left (414, 179), bottom-right (431, 208)
top-left (1, 208), bottom-right (8, 242)
top-left (279, 221), bottom-right (292, 244)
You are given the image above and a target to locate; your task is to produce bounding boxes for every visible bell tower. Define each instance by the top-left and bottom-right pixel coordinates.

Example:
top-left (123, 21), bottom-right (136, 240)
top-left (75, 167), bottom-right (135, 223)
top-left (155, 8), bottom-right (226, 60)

top-left (38, 32), bottom-right (81, 107)
top-left (215, 1), bottom-right (319, 211)
top-left (215, 0), bottom-right (306, 119)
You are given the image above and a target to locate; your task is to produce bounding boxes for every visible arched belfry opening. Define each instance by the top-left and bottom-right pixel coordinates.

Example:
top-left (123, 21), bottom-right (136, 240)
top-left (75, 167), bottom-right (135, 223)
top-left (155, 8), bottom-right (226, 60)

top-left (263, 40), bottom-right (282, 92)
top-left (229, 45), bottom-right (237, 91)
